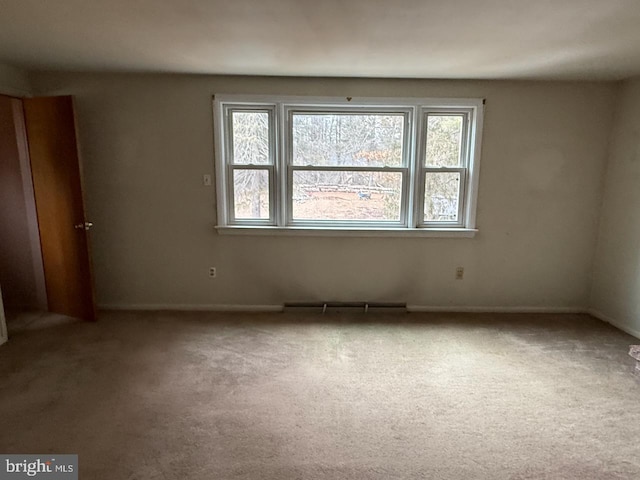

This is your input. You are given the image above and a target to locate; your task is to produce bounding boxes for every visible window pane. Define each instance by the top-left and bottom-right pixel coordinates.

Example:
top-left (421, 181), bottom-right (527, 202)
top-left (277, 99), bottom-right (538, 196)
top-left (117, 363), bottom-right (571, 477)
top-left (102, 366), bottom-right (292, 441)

top-left (424, 172), bottom-right (461, 222)
top-left (231, 111), bottom-right (270, 164)
top-left (292, 170), bottom-right (402, 221)
top-left (292, 113), bottom-right (405, 167)
top-left (425, 115), bottom-right (464, 167)
top-left (233, 169), bottom-right (270, 219)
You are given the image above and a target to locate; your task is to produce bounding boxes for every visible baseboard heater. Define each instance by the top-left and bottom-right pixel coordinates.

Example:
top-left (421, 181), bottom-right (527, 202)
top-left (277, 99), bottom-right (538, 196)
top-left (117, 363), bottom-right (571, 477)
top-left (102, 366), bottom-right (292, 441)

top-left (283, 301), bottom-right (407, 313)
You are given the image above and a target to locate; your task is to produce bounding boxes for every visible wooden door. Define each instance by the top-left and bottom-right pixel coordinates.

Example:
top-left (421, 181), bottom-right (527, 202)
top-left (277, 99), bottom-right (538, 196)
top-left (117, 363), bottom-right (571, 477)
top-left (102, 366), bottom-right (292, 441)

top-left (23, 96), bottom-right (97, 321)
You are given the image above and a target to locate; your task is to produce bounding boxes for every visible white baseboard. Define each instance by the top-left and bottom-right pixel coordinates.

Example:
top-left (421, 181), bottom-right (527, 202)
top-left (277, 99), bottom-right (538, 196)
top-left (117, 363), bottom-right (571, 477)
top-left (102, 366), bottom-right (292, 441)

top-left (587, 308), bottom-right (640, 339)
top-left (406, 305), bottom-right (585, 314)
top-left (97, 303), bottom-right (639, 339)
top-left (99, 304), bottom-right (284, 312)
top-left (100, 303), bottom-right (585, 315)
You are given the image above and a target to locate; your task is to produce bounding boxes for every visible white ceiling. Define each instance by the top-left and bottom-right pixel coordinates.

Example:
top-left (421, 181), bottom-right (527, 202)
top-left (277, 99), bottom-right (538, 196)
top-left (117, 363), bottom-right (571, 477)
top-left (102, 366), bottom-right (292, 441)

top-left (2, 0), bottom-right (640, 80)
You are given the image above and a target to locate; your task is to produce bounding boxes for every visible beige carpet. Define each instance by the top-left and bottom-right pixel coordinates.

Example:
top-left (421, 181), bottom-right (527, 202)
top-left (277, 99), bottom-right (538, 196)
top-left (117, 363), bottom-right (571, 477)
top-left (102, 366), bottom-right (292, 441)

top-left (0, 311), bottom-right (639, 479)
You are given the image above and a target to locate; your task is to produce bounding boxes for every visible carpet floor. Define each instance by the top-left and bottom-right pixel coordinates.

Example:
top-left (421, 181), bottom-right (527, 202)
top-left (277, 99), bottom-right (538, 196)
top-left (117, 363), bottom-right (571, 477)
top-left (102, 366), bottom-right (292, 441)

top-left (0, 311), bottom-right (639, 479)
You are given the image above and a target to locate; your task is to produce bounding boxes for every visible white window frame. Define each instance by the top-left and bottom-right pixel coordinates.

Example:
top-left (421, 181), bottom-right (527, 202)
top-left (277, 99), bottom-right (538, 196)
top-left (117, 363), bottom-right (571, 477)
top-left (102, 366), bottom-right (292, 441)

top-left (417, 108), bottom-right (473, 229)
top-left (213, 95), bottom-right (484, 237)
top-left (223, 104), bottom-right (277, 225)
top-left (284, 106), bottom-right (412, 229)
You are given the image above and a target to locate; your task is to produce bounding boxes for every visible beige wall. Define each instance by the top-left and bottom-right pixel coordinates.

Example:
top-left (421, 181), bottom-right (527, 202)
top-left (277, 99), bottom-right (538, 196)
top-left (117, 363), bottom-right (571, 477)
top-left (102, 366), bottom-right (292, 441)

top-left (30, 73), bottom-right (616, 309)
top-left (0, 63), bottom-right (30, 96)
top-left (590, 79), bottom-right (640, 336)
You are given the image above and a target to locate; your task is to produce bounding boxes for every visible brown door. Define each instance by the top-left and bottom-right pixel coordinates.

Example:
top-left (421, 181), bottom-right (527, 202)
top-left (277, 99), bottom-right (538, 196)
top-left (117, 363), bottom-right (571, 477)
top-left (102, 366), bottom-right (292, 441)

top-left (23, 96), bottom-right (97, 321)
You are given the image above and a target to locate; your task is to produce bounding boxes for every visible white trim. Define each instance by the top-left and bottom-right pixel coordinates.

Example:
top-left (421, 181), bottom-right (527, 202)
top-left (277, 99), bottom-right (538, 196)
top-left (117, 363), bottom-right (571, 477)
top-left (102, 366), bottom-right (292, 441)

top-left (407, 305), bottom-right (585, 313)
top-left (215, 225), bottom-right (478, 238)
top-left (213, 98), bottom-right (228, 226)
top-left (99, 304), bottom-right (284, 312)
top-left (408, 106), bottom-right (420, 228)
top-left (286, 165), bottom-right (407, 172)
top-left (224, 105), bottom-right (277, 225)
top-left (100, 304), bottom-right (587, 315)
top-left (465, 102), bottom-right (484, 229)
top-left (587, 308), bottom-right (640, 339)
top-left (283, 106), bottom-right (412, 228)
top-left (95, 304), bottom-right (638, 340)
top-left (418, 109), bottom-right (471, 229)
top-left (214, 95), bottom-right (484, 108)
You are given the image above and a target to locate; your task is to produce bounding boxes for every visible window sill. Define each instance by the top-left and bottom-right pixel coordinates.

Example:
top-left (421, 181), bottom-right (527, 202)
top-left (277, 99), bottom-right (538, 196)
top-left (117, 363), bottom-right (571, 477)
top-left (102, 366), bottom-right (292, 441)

top-left (215, 226), bottom-right (478, 238)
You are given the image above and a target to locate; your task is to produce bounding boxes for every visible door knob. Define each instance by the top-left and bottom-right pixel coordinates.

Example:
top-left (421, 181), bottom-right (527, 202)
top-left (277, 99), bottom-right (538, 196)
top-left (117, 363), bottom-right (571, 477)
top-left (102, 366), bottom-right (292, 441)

top-left (74, 222), bottom-right (93, 231)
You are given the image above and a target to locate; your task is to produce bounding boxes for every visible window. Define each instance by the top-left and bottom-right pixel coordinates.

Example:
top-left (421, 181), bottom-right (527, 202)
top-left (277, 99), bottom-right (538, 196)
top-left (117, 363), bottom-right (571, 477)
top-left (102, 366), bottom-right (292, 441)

top-left (214, 96), bottom-right (484, 237)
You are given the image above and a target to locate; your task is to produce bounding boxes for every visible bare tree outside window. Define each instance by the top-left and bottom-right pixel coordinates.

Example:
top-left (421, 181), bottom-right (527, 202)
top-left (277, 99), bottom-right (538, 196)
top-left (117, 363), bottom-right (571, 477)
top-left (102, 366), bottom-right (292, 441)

top-left (292, 113), bottom-right (404, 167)
top-left (232, 111), bottom-right (269, 164)
top-left (233, 169), bottom-right (269, 219)
top-left (291, 113), bottom-right (404, 221)
top-left (231, 111), bottom-right (270, 219)
top-left (424, 115), bottom-right (465, 221)
top-left (425, 115), bottom-right (463, 167)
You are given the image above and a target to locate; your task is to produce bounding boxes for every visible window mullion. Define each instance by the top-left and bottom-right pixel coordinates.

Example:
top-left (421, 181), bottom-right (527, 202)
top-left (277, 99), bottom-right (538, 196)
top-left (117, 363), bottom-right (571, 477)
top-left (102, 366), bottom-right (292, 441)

top-left (424, 167), bottom-right (466, 173)
top-left (275, 103), bottom-right (286, 227)
top-left (458, 168), bottom-right (468, 226)
top-left (221, 106), bottom-right (233, 225)
top-left (289, 166), bottom-right (406, 173)
top-left (226, 163), bottom-right (235, 223)
top-left (283, 106), bottom-right (294, 226)
top-left (409, 107), bottom-right (423, 229)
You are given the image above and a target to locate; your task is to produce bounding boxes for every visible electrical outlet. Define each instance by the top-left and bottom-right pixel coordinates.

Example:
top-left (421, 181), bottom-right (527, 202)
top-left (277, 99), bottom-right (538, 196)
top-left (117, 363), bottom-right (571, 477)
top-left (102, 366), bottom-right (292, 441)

top-left (209, 267), bottom-right (217, 278)
top-left (203, 174), bottom-right (212, 186)
top-left (455, 267), bottom-right (464, 280)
